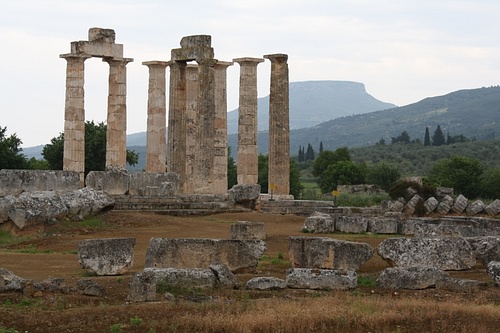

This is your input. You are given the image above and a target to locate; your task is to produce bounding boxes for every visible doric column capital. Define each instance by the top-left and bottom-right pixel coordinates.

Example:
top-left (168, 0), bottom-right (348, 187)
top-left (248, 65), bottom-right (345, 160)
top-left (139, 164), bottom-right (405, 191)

top-left (103, 57), bottom-right (134, 66)
top-left (233, 57), bottom-right (264, 65)
top-left (142, 60), bottom-right (170, 68)
top-left (263, 53), bottom-right (288, 63)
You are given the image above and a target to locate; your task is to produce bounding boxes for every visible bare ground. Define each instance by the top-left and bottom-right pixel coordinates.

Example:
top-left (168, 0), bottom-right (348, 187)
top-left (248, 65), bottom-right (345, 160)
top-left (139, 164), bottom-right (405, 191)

top-left (0, 211), bottom-right (499, 332)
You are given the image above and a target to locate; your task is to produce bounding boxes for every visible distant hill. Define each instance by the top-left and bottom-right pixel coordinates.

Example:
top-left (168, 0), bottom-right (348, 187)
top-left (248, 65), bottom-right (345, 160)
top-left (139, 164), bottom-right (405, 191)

top-left (226, 80), bottom-right (395, 134)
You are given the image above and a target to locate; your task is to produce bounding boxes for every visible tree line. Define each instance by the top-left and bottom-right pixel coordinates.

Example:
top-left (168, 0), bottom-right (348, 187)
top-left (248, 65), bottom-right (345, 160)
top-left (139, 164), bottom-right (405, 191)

top-left (384, 125), bottom-right (472, 146)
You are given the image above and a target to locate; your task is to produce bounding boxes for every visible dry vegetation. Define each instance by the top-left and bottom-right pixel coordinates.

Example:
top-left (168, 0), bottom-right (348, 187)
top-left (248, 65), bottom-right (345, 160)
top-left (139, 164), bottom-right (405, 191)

top-left (1, 211), bottom-right (499, 332)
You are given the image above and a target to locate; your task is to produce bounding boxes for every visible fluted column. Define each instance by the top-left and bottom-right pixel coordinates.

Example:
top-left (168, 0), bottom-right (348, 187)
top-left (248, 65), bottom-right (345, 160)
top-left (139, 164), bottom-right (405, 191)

top-left (143, 61), bottom-right (169, 173)
top-left (233, 57), bottom-right (264, 185)
top-left (192, 58), bottom-right (217, 193)
top-left (184, 64), bottom-right (199, 193)
top-left (167, 61), bottom-right (187, 191)
top-left (264, 54), bottom-right (290, 195)
top-left (60, 54), bottom-right (91, 186)
top-left (104, 57), bottom-right (133, 170)
top-left (213, 61), bottom-right (233, 194)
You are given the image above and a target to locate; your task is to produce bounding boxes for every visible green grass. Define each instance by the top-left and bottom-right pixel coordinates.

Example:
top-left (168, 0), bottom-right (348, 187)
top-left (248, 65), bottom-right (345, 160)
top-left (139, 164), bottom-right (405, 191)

top-left (6, 244), bottom-right (54, 254)
top-left (0, 327), bottom-right (19, 333)
top-left (0, 230), bottom-right (29, 246)
top-left (130, 316), bottom-right (143, 328)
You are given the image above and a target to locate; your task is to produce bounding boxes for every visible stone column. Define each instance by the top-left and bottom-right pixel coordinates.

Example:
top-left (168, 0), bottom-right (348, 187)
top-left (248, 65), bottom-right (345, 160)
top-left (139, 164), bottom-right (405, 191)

top-left (143, 61), bottom-right (169, 173)
top-left (184, 64), bottom-right (199, 193)
top-left (104, 58), bottom-right (133, 170)
top-left (167, 61), bottom-right (187, 191)
top-left (264, 54), bottom-right (290, 195)
top-left (213, 61), bottom-right (233, 194)
top-left (60, 54), bottom-right (91, 186)
top-left (233, 57), bottom-right (264, 185)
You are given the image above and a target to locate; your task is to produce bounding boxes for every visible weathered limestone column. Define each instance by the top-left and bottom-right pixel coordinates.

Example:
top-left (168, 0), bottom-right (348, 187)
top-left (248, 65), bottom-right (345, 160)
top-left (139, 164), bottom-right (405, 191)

top-left (143, 61), bottom-right (169, 173)
top-left (264, 54), bottom-right (290, 195)
top-left (213, 61), bottom-right (233, 194)
top-left (104, 58), bottom-right (133, 170)
top-left (233, 57), bottom-right (264, 185)
top-left (184, 64), bottom-right (199, 193)
top-left (167, 61), bottom-right (187, 190)
top-left (60, 54), bottom-right (91, 186)
top-left (192, 58), bottom-right (217, 193)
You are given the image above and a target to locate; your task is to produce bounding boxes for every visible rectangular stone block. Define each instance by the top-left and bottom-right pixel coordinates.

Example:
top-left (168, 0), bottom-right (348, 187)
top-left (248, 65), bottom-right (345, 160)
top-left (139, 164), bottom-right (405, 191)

top-left (231, 221), bottom-right (266, 240)
top-left (0, 170), bottom-right (80, 197)
top-left (85, 170), bottom-right (129, 195)
top-left (335, 215), bottom-right (368, 233)
top-left (129, 172), bottom-right (179, 196)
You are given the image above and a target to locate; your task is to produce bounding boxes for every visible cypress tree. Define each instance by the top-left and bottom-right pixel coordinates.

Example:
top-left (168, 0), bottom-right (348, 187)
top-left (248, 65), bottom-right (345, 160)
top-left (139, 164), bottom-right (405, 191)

top-left (424, 127), bottom-right (431, 146)
top-left (432, 125), bottom-right (446, 146)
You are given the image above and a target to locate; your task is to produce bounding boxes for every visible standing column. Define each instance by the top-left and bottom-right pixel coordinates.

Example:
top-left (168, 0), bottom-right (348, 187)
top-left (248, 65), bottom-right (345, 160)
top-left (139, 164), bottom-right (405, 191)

top-left (213, 61), bottom-right (233, 194)
top-left (104, 58), bottom-right (133, 170)
top-left (60, 54), bottom-right (91, 186)
top-left (184, 64), bottom-right (199, 193)
top-left (167, 61), bottom-right (187, 191)
top-left (264, 54), bottom-right (290, 195)
top-left (193, 58), bottom-right (217, 193)
top-left (143, 61), bottom-right (169, 173)
top-left (233, 57), bottom-right (264, 185)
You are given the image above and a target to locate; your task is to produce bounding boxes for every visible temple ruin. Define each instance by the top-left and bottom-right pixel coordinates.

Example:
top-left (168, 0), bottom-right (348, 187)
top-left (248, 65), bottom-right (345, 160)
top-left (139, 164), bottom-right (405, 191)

top-left (61, 28), bottom-right (290, 196)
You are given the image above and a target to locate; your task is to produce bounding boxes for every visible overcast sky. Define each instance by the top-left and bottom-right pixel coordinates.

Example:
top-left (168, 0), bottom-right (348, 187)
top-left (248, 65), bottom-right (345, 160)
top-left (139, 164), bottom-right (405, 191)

top-left (1, 0), bottom-right (499, 147)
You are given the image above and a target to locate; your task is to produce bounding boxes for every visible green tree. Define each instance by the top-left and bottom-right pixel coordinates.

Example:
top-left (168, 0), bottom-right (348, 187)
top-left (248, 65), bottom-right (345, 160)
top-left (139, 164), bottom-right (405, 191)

top-left (227, 147), bottom-right (237, 189)
top-left (257, 154), bottom-right (303, 197)
top-left (428, 156), bottom-right (483, 198)
top-left (317, 160), bottom-right (366, 193)
top-left (312, 147), bottom-right (350, 178)
top-left (0, 126), bottom-right (27, 169)
top-left (391, 130), bottom-right (411, 144)
top-left (480, 167), bottom-right (500, 199)
top-left (289, 158), bottom-right (304, 198)
top-left (424, 127), bottom-right (431, 146)
top-left (367, 162), bottom-right (401, 192)
top-left (432, 125), bottom-right (446, 146)
top-left (305, 143), bottom-right (315, 161)
top-left (257, 154), bottom-right (269, 193)
top-left (42, 121), bottom-right (138, 175)
top-left (319, 141), bottom-right (324, 153)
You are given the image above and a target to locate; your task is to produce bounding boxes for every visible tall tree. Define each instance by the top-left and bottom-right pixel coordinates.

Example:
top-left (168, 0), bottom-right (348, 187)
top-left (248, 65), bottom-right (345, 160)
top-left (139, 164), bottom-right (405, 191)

top-left (391, 131), bottom-right (411, 144)
top-left (42, 121), bottom-right (138, 175)
top-left (227, 146), bottom-right (237, 189)
top-left (0, 126), bottom-right (27, 169)
top-left (305, 143), bottom-right (315, 161)
top-left (424, 127), bottom-right (431, 146)
top-left (432, 125), bottom-right (446, 146)
top-left (312, 147), bottom-right (351, 178)
top-left (319, 141), bottom-right (324, 153)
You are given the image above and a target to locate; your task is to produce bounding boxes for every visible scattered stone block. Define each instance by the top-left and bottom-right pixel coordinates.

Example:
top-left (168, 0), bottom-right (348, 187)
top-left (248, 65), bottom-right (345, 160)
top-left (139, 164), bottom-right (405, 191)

top-left (424, 197), bottom-right (439, 214)
top-left (145, 238), bottom-right (266, 273)
top-left (0, 268), bottom-right (27, 292)
top-left (487, 261), bottom-right (500, 286)
top-left (288, 237), bottom-right (372, 271)
top-left (377, 237), bottom-right (476, 270)
top-left (466, 237), bottom-right (500, 266)
top-left (466, 200), bottom-right (485, 216)
top-left (435, 277), bottom-right (486, 293)
top-left (388, 200), bottom-right (405, 213)
top-left (451, 194), bottom-right (468, 214)
top-left (77, 279), bottom-right (105, 297)
top-left (403, 194), bottom-right (422, 215)
top-left (231, 221), bottom-right (266, 240)
top-left (285, 268), bottom-right (357, 290)
top-left (228, 184), bottom-right (260, 208)
top-left (435, 187), bottom-right (453, 199)
top-left (302, 211), bottom-right (335, 233)
top-left (34, 277), bottom-right (69, 293)
top-left (435, 195), bottom-right (453, 215)
top-left (366, 217), bottom-right (398, 234)
top-left (485, 199), bottom-right (500, 216)
top-left (335, 215), bottom-right (367, 233)
top-left (209, 263), bottom-right (239, 289)
top-left (60, 187), bottom-right (115, 218)
top-left (78, 238), bottom-right (136, 275)
top-left (376, 266), bottom-right (450, 289)
top-left (127, 269), bottom-right (157, 302)
top-left (246, 277), bottom-right (286, 290)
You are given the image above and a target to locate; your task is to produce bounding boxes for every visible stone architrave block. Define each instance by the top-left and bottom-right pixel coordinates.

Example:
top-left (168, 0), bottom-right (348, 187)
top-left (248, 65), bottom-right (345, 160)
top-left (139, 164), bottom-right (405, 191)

top-left (145, 238), bottom-right (266, 273)
top-left (85, 170), bottom-right (129, 195)
top-left (0, 170), bottom-right (80, 197)
top-left (285, 268), bottom-right (357, 290)
top-left (231, 221), bottom-right (266, 240)
top-left (424, 197), bottom-right (439, 214)
top-left (487, 261), bottom-right (500, 286)
top-left (246, 277), bottom-right (286, 290)
top-left (288, 237), bottom-right (373, 272)
top-left (376, 267), bottom-right (450, 290)
top-left (435, 195), bottom-right (454, 215)
top-left (60, 187), bottom-right (115, 217)
top-left (466, 237), bottom-right (500, 266)
top-left (485, 199), bottom-right (500, 216)
top-left (403, 194), bottom-right (422, 215)
top-left (0, 268), bottom-right (27, 292)
top-left (466, 200), bottom-right (485, 216)
top-left (79, 238), bottom-right (136, 275)
top-left (377, 237), bottom-right (476, 270)
top-left (129, 172), bottom-right (179, 196)
top-left (302, 211), bottom-right (335, 233)
top-left (366, 217), bottom-right (398, 234)
top-left (451, 194), bottom-right (468, 214)
top-left (335, 215), bottom-right (368, 233)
